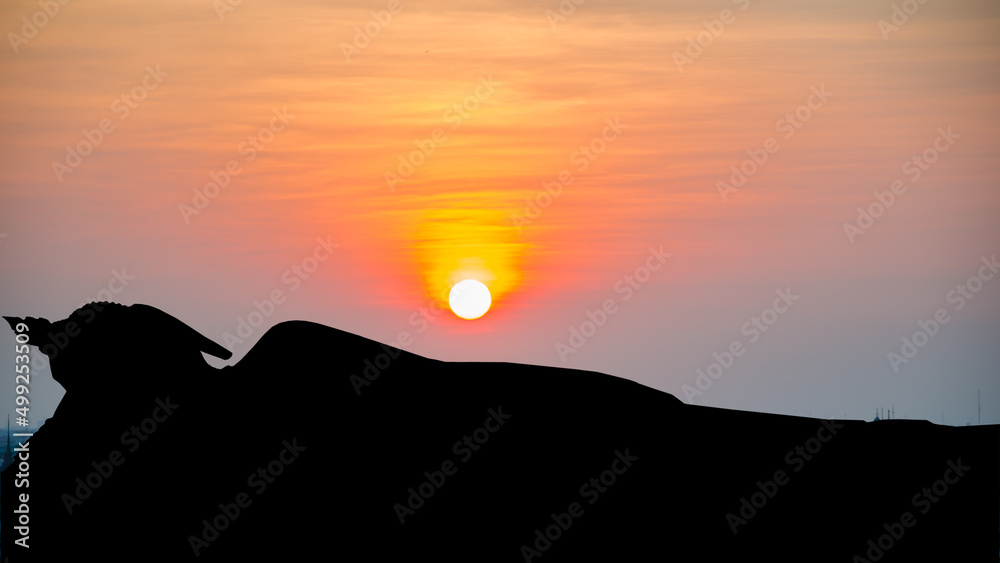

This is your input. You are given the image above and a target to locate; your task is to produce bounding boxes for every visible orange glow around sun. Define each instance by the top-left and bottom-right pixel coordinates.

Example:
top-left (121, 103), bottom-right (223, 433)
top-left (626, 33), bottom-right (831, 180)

top-left (413, 207), bottom-right (526, 315)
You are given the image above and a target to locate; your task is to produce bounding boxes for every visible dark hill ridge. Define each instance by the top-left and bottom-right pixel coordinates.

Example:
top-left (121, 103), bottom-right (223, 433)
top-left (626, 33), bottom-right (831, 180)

top-left (2, 303), bottom-right (997, 561)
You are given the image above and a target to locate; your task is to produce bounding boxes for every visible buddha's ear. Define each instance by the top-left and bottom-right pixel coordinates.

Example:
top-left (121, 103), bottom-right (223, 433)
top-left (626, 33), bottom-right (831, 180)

top-left (130, 304), bottom-right (233, 361)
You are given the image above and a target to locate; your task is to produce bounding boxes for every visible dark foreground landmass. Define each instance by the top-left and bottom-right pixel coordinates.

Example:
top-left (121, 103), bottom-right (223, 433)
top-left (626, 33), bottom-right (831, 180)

top-left (2, 303), bottom-right (998, 562)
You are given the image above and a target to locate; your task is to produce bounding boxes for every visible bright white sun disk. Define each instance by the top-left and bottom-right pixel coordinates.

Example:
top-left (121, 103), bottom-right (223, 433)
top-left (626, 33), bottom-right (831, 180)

top-left (449, 279), bottom-right (491, 320)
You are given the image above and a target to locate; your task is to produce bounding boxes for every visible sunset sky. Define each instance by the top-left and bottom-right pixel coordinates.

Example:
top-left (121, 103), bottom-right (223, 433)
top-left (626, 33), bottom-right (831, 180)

top-left (1, 0), bottom-right (998, 426)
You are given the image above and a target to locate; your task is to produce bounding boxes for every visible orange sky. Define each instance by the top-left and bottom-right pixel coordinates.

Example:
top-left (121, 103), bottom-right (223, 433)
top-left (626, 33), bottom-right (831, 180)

top-left (1, 0), bottom-right (998, 425)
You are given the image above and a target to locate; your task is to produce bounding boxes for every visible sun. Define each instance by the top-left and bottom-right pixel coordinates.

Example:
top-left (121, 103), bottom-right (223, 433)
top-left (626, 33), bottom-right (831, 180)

top-left (449, 279), bottom-right (492, 320)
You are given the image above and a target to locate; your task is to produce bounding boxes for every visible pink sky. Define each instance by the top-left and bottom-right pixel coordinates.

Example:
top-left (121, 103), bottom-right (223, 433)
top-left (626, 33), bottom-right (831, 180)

top-left (1, 0), bottom-right (998, 425)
